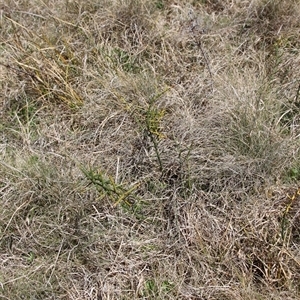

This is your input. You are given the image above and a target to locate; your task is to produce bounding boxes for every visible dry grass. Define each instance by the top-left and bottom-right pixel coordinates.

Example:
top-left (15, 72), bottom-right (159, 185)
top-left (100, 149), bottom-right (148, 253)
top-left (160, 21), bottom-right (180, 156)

top-left (1, 0), bottom-right (300, 299)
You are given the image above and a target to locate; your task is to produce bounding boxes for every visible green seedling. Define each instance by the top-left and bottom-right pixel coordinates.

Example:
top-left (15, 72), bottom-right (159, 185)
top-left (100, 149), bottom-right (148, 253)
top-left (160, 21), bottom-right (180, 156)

top-left (155, 0), bottom-right (164, 9)
top-left (287, 167), bottom-right (300, 182)
top-left (161, 280), bottom-right (175, 293)
top-left (143, 279), bottom-right (157, 296)
top-left (142, 89), bottom-right (168, 173)
top-left (82, 167), bottom-right (139, 207)
top-left (145, 105), bottom-right (165, 172)
top-left (142, 279), bottom-right (174, 298)
top-left (112, 48), bottom-right (139, 73)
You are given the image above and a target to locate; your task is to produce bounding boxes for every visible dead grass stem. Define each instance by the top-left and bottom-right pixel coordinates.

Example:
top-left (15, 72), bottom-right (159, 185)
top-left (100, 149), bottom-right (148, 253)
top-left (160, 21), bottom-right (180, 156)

top-left (1, 0), bottom-right (300, 299)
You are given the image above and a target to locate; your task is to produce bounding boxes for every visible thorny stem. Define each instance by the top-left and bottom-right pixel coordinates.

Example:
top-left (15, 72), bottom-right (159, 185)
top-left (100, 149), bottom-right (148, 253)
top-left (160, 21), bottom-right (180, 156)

top-left (190, 21), bottom-right (213, 90)
top-left (146, 109), bottom-right (163, 173)
top-left (149, 130), bottom-right (163, 173)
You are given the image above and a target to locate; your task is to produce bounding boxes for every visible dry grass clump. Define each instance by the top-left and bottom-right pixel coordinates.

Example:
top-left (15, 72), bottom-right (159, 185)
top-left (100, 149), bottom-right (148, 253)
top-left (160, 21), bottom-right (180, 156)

top-left (1, 0), bottom-right (300, 299)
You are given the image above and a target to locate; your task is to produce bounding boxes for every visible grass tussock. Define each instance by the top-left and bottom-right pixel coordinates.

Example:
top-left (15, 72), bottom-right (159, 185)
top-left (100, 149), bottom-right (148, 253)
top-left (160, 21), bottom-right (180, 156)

top-left (1, 0), bottom-right (300, 299)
